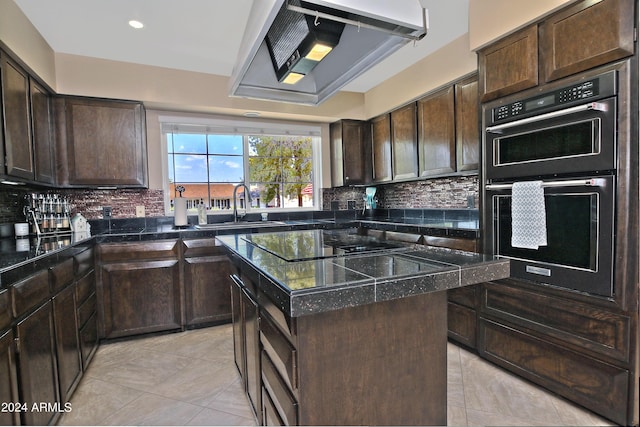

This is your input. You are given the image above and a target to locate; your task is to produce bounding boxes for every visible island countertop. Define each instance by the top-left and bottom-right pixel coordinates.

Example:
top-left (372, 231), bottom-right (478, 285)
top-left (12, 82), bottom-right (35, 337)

top-left (216, 228), bottom-right (510, 317)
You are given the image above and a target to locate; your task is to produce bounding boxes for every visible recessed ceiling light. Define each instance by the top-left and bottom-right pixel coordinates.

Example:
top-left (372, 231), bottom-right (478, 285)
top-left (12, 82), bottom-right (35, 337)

top-left (128, 20), bottom-right (144, 29)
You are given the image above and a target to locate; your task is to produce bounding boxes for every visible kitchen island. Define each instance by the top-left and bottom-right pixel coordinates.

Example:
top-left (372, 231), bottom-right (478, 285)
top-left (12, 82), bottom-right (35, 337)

top-left (217, 228), bottom-right (509, 426)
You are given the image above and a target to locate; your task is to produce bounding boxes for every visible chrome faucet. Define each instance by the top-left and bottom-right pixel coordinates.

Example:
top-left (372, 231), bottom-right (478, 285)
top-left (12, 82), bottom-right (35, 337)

top-left (233, 183), bottom-right (251, 222)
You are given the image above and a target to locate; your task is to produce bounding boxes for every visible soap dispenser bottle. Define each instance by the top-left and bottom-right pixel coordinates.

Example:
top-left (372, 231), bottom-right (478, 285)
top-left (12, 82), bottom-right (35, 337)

top-left (197, 199), bottom-right (207, 225)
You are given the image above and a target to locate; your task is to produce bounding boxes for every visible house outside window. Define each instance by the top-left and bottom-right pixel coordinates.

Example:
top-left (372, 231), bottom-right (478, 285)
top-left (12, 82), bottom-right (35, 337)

top-left (161, 118), bottom-right (321, 215)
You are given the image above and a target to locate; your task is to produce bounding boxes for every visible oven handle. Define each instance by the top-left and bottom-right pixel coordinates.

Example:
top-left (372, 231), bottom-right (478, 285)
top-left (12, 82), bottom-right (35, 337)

top-left (486, 178), bottom-right (605, 190)
top-left (486, 102), bottom-right (608, 134)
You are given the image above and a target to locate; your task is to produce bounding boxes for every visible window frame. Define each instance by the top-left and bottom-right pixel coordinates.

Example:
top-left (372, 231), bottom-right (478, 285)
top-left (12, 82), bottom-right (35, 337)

top-left (159, 115), bottom-right (323, 216)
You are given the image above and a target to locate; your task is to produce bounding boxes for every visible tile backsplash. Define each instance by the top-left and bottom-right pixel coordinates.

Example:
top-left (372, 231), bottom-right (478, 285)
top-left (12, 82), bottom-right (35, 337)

top-left (0, 186), bottom-right (164, 223)
top-left (2, 174), bottom-right (477, 224)
top-left (323, 175), bottom-right (478, 211)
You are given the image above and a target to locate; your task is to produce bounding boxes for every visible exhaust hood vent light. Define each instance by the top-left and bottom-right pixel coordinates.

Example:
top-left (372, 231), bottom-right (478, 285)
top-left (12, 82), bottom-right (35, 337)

top-left (229, 0), bottom-right (429, 105)
top-left (266, 0), bottom-right (345, 84)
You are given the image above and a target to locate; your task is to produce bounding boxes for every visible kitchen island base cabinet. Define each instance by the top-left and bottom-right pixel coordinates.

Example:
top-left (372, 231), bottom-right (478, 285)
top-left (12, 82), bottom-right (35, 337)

top-left (258, 291), bottom-right (448, 426)
top-left (231, 274), bottom-right (262, 425)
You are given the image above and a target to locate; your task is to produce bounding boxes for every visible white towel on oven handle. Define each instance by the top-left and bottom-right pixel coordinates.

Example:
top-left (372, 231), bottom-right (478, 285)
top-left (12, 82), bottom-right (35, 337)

top-left (511, 180), bottom-right (547, 249)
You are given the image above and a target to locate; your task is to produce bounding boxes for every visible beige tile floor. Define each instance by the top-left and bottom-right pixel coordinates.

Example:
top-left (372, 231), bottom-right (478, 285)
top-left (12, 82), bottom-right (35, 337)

top-left (58, 324), bottom-right (616, 426)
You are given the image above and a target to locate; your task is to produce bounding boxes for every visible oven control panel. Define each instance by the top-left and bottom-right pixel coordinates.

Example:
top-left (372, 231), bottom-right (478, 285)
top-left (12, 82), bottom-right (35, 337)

top-left (491, 70), bottom-right (616, 123)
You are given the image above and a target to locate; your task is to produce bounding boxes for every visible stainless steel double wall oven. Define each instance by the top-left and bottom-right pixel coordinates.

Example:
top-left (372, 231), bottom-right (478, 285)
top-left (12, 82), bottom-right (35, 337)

top-left (482, 69), bottom-right (620, 297)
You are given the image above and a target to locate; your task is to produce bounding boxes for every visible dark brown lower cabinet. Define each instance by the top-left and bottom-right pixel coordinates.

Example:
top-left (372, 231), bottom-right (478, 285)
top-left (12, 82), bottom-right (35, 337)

top-left (98, 240), bottom-right (181, 339)
top-left (242, 287), bottom-right (261, 424)
top-left (231, 279), bottom-right (244, 377)
top-left (447, 287), bottom-right (478, 348)
top-left (231, 273), bottom-right (262, 425)
top-left (52, 284), bottom-right (82, 403)
top-left (100, 260), bottom-right (181, 338)
top-left (183, 239), bottom-right (233, 327)
top-left (0, 330), bottom-right (19, 426)
top-left (15, 301), bottom-right (59, 426)
top-left (253, 284), bottom-right (447, 426)
top-left (75, 270), bottom-right (98, 369)
top-left (479, 280), bottom-right (632, 426)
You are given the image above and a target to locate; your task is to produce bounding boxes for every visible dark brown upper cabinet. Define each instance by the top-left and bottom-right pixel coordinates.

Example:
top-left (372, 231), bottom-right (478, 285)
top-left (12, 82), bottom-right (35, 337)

top-left (391, 102), bottom-right (418, 181)
top-left (0, 52), bottom-right (34, 180)
top-left (417, 74), bottom-right (479, 177)
top-left (539, 0), bottom-right (635, 83)
top-left (371, 114), bottom-right (393, 183)
top-left (478, 25), bottom-right (538, 103)
top-left (55, 96), bottom-right (147, 188)
top-left (418, 87), bottom-right (456, 177)
top-left (330, 119), bottom-right (369, 186)
top-left (454, 75), bottom-right (479, 172)
top-left (480, 0), bottom-right (635, 102)
top-left (30, 79), bottom-right (55, 184)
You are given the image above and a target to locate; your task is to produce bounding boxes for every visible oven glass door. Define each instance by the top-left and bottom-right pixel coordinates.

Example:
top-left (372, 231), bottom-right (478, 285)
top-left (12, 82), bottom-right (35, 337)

top-left (492, 176), bottom-right (614, 297)
top-left (485, 97), bottom-right (616, 180)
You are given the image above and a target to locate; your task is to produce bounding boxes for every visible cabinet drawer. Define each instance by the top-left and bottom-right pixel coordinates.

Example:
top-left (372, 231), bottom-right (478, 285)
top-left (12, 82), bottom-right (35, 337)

top-left (262, 351), bottom-right (298, 426)
top-left (482, 281), bottom-right (630, 362)
top-left (261, 313), bottom-right (298, 391)
top-left (74, 247), bottom-right (94, 277)
top-left (262, 388), bottom-right (286, 426)
top-left (260, 293), bottom-right (296, 340)
top-left (423, 235), bottom-right (477, 252)
top-left (182, 238), bottom-right (225, 257)
top-left (99, 240), bottom-right (179, 263)
top-left (11, 269), bottom-right (50, 318)
top-left (479, 318), bottom-right (628, 425)
top-left (50, 258), bottom-right (74, 293)
top-left (448, 285), bottom-right (477, 308)
top-left (447, 302), bottom-right (476, 348)
top-left (79, 312), bottom-right (98, 369)
top-left (77, 293), bottom-right (96, 328)
top-left (0, 289), bottom-right (12, 331)
top-left (75, 270), bottom-right (95, 306)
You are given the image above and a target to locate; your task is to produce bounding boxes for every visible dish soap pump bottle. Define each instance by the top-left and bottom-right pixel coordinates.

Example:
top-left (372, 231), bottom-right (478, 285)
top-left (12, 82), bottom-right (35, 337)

top-left (197, 199), bottom-right (207, 225)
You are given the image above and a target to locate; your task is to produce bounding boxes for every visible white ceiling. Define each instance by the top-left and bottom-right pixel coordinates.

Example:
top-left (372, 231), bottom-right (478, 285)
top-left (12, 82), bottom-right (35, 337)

top-left (13, 0), bottom-right (469, 94)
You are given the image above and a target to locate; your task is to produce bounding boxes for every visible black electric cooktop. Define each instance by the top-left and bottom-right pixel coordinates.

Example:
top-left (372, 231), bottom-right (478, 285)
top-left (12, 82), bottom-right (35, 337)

top-left (241, 229), bottom-right (406, 262)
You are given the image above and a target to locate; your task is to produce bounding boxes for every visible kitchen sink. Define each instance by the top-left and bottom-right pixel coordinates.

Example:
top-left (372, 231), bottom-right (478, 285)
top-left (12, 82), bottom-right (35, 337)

top-left (194, 221), bottom-right (287, 230)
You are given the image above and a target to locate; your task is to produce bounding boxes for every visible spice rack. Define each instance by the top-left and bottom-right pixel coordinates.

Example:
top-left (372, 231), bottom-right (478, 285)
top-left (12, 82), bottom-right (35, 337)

top-left (24, 193), bottom-right (72, 236)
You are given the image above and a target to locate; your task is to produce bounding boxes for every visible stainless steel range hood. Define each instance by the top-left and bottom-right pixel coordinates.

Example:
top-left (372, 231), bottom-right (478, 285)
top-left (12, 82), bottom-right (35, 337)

top-left (229, 0), bottom-right (428, 105)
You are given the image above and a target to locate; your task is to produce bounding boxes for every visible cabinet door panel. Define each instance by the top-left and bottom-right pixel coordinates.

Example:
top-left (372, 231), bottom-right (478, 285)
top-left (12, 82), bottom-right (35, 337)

top-left (391, 103), bottom-right (418, 180)
top-left (540, 0), bottom-right (635, 82)
top-left (53, 284), bottom-right (82, 402)
top-left (15, 301), bottom-right (59, 426)
top-left (342, 120), bottom-right (367, 185)
top-left (63, 98), bottom-right (147, 187)
top-left (0, 330), bottom-right (19, 426)
top-left (329, 121), bottom-right (344, 187)
top-left (455, 75), bottom-right (479, 172)
top-left (101, 260), bottom-right (181, 338)
top-left (79, 312), bottom-right (98, 369)
top-left (418, 87), bottom-right (455, 176)
top-left (479, 25), bottom-right (538, 102)
top-left (184, 255), bottom-right (232, 326)
top-left (31, 79), bottom-right (55, 184)
top-left (242, 287), bottom-right (262, 424)
top-left (0, 54), bottom-right (34, 180)
top-left (371, 115), bottom-right (392, 183)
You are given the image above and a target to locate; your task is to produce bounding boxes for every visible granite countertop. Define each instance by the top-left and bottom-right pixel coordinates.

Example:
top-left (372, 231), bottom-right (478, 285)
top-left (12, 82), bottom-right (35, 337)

top-left (0, 213), bottom-right (482, 274)
top-left (216, 228), bottom-right (509, 317)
